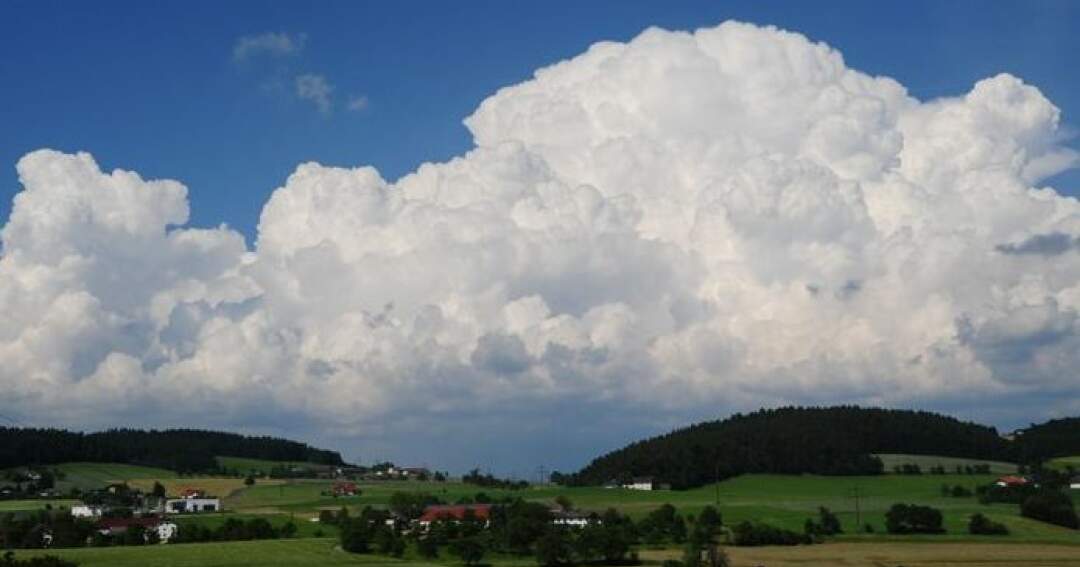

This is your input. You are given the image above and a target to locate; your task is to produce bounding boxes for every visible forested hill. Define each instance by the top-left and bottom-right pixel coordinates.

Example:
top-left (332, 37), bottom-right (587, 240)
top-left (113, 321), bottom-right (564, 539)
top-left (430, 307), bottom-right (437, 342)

top-left (0, 427), bottom-right (345, 472)
top-left (1013, 417), bottom-right (1080, 464)
top-left (568, 406), bottom-right (1014, 489)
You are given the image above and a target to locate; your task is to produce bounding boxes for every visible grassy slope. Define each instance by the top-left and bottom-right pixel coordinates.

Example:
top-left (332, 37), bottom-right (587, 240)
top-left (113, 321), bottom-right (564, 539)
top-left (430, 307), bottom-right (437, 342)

top-left (0, 499), bottom-right (80, 512)
top-left (51, 462), bottom-right (178, 491)
top-left (875, 453), bottom-right (1018, 474)
top-left (1046, 455), bottom-right (1080, 473)
top-left (215, 456), bottom-right (327, 475)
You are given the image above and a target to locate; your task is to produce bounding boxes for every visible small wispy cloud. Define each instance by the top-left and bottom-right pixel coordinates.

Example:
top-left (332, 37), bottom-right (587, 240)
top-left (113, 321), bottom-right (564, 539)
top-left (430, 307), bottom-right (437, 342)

top-left (296, 74), bottom-right (333, 114)
top-left (347, 95), bottom-right (370, 112)
top-left (233, 32), bottom-right (306, 63)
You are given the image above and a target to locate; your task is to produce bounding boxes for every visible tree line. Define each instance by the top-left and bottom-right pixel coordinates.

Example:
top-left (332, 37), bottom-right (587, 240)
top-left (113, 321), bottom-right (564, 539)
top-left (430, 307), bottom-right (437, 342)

top-left (0, 427), bottom-right (343, 473)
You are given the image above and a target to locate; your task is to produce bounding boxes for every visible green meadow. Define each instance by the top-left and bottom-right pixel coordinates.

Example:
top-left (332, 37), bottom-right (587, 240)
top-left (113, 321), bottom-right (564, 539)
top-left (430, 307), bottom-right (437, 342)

top-left (874, 453), bottom-right (1018, 474)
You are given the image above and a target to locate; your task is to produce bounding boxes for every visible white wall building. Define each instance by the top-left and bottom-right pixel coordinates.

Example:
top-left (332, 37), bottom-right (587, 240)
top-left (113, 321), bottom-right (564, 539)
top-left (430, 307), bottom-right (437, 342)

top-left (623, 477), bottom-right (654, 491)
top-left (70, 504), bottom-right (102, 518)
top-left (166, 497), bottom-right (220, 513)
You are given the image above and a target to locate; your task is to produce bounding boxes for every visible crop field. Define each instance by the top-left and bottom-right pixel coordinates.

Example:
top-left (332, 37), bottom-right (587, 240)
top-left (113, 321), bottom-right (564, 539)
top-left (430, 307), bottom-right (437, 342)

top-left (643, 542), bottom-right (1080, 566)
top-left (875, 453), bottom-right (1018, 474)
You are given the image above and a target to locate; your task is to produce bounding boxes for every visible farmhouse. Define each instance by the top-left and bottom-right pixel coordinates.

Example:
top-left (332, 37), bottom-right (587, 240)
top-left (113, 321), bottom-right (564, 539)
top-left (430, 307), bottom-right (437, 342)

top-left (165, 488), bottom-right (220, 513)
top-left (623, 477), bottom-right (655, 491)
top-left (417, 504), bottom-right (492, 527)
top-left (97, 516), bottom-right (178, 542)
top-left (70, 504), bottom-right (103, 518)
top-left (994, 475), bottom-right (1030, 488)
top-left (332, 481), bottom-right (359, 496)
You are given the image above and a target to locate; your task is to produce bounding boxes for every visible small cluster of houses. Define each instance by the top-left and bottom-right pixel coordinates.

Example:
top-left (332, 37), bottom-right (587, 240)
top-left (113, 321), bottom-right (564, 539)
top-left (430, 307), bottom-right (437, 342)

top-left (67, 486), bottom-right (222, 544)
top-left (602, 476), bottom-right (657, 491)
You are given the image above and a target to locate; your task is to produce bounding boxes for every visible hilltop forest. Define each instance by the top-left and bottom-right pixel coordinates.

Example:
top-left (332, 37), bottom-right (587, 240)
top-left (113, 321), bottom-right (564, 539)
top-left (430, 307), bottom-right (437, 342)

top-left (568, 406), bottom-right (1080, 489)
top-left (0, 427), bottom-right (344, 472)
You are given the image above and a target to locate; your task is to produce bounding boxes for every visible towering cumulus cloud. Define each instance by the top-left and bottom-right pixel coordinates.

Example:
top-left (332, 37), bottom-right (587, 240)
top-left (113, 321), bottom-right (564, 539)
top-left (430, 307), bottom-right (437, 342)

top-left (3, 22), bottom-right (1079, 467)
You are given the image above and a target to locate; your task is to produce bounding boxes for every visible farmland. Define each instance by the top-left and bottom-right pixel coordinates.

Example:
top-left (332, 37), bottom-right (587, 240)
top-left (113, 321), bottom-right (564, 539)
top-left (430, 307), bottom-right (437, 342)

top-left (51, 462), bottom-right (177, 491)
top-left (874, 453), bottom-right (1018, 474)
top-left (14, 537), bottom-right (1080, 567)
top-left (215, 456), bottom-right (327, 476)
top-left (1047, 455), bottom-right (1080, 472)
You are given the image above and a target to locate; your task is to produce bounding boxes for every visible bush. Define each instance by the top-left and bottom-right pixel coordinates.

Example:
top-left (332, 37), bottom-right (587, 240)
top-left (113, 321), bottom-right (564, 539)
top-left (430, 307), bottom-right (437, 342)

top-left (1020, 490), bottom-right (1079, 529)
top-left (968, 513), bottom-right (1009, 535)
top-left (450, 536), bottom-right (487, 566)
top-left (884, 504), bottom-right (944, 534)
top-left (731, 521), bottom-right (810, 546)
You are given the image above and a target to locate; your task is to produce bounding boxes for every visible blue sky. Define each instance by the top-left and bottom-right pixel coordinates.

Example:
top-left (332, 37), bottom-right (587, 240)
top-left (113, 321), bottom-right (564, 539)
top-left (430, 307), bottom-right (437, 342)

top-left (3, 2), bottom-right (1080, 472)
top-left (2, 0), bottom-right (1078, 241)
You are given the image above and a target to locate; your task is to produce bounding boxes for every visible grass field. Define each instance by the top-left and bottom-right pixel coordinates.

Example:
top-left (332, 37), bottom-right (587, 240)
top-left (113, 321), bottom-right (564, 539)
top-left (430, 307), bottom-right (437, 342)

top-left (219, 474), bottom-right (1080, 545)
top-left (50, 462), bottom-right (178, 491)
top-left (1047, 455), bottom-right (1080, 473)
top-left (875, 453), bottom-right (1018, 474)
top-left (17, 537), bottom-right (1080, 567)
top-left (215, 456), bottom-right (327, 475)
top-left (0, 499), bottom-right (80, 512)
top-left (15, 538), bottom-right (416, 567)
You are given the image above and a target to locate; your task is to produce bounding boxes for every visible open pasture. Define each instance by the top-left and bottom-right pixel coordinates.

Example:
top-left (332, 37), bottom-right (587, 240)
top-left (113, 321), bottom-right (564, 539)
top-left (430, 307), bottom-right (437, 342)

top-left (875, 453), bottom-right (1018, 474)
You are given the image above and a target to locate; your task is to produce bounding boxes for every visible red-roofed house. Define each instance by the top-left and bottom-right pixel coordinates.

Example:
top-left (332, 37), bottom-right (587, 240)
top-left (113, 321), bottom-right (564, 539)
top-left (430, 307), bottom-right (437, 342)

top-left (417, 504), bottom-right (492, 527)
top-left (333, 482), bottom-right (359, 497)
top-left (995, 475), bottom-right (1029, 488)
top-left (97, 516), bottom-right (178, 543)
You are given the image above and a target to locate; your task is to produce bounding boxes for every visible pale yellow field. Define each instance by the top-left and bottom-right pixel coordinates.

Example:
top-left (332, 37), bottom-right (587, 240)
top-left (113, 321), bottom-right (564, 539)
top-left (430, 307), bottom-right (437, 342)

top-left (643, 542), bottom-right (1080, 566)
top-left (124, 477), bottom-right (283, 499)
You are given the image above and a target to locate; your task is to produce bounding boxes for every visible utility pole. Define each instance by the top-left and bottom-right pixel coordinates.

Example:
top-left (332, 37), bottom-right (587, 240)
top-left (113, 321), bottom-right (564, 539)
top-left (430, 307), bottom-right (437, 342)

top-left (853, 485), bottom-right (861, 528)
top-left (714, 461), bottom-right (720, 506)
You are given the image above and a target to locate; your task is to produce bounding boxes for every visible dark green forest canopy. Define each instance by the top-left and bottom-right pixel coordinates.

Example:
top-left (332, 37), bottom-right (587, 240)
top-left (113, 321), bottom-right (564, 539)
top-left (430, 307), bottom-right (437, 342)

top-left (569, 406), bottom-right (1080, 489)
top-left (0, 427), bottom-right (344, 472)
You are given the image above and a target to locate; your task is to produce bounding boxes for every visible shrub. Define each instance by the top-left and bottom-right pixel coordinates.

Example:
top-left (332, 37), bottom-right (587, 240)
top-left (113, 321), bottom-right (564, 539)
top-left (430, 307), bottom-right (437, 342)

top-left (1020, 490), bottom-right (1079, 529)
top-left (968, 513), bottom-right (1009, 535)
top-left (884, 504), bottom-right (944, 534)
top-left (731, 521), bottom-right (810, 546)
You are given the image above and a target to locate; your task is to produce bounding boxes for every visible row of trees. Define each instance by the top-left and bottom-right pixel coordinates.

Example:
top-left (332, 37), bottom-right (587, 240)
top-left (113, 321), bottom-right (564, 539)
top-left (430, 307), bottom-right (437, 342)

top-left (0, 427), bottom-right (343, 473)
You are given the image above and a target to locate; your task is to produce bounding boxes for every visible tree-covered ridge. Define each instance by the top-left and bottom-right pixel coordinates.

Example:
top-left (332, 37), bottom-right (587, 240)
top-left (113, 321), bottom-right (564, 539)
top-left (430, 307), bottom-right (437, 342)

top-left (569, 406), bottom-right (1015, 489)
top-left (1013, 417), bottom-right (1080, 464)
top-left (0, 427), bottom-right (344, 472)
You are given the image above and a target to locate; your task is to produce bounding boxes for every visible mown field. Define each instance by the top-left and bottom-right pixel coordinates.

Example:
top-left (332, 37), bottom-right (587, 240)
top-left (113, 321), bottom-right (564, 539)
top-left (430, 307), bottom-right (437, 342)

top-left (875, 453), bottom-right (1018, 474)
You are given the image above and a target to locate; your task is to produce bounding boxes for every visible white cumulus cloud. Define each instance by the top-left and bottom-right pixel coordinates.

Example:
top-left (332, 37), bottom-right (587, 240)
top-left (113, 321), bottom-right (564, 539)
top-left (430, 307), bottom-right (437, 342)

top-left (3, 22), bottom-right (1079, 470)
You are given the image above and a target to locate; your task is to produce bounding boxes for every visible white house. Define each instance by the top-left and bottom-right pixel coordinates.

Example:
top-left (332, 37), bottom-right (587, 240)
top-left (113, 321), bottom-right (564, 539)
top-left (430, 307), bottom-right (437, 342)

top-left (70, 504), bottom-right (103, 518)
top-left (166, 497), bottom-right (220, 513)
top-left (623, 477), bottom-right (654, 491)
top-left (551, 510), bottom-right (594, 527)
top-left (155, 521), bottom-right (179, 543)
top-left (1070, 476), bottom-right (1080, 490)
